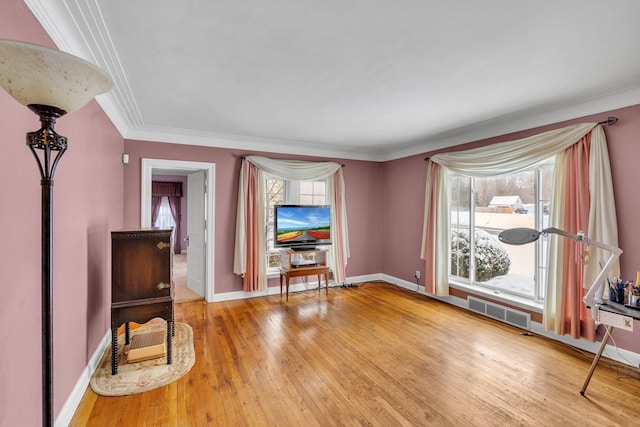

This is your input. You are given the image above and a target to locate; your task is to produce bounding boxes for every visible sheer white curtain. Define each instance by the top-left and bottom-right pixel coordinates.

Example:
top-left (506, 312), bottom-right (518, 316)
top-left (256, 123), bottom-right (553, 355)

top-left (154, 196), bottom-right (177, 252)
top-left (422, 122), bottom-right (619, 333)
top-left (234, 156), bottom-right (350, 291)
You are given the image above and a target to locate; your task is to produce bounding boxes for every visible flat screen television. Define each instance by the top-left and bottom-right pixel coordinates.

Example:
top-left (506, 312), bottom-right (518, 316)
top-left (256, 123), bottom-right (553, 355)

top-left (274, 204), bottom-right (332, 251)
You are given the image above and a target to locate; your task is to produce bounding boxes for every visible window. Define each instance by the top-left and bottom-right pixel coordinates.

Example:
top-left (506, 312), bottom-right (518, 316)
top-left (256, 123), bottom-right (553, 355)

top-left (265, 177), bottom-right (327, 270)
top-left (154, 196), bottom-right (177, 252)
top-left (449, 160), bottom-right (553, 302)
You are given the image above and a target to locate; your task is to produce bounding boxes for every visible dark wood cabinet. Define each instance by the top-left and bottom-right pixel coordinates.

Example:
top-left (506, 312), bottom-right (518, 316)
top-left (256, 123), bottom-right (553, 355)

top-left (110, 228), bottom-right (174, 374)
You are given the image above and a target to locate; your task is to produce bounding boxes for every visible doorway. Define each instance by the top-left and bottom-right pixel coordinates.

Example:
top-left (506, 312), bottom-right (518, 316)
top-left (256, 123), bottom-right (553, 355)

top-left (141, 158), bottom-right (215, 302)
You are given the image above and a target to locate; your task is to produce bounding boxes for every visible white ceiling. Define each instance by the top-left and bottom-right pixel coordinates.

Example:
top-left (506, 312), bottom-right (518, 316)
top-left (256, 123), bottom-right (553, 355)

top-left (26, 0), bottom-right (640, 161)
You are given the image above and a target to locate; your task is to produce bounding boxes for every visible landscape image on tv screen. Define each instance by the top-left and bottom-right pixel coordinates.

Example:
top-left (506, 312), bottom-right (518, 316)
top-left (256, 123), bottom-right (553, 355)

top-left (276, 206), bottom-right (331, 245)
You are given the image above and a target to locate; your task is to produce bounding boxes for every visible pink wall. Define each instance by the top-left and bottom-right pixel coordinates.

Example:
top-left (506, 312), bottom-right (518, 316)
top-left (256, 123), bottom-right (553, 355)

top-left (339, 160), bottom-right (384, 277)
top-left (380, 154), bottom-right (429, 284)
top-left (0, 2), bottom-right (124, 425)
top-left (381, 104), bottom-right (640, 353)
top-left (122, 141), bottom-right (384, 293)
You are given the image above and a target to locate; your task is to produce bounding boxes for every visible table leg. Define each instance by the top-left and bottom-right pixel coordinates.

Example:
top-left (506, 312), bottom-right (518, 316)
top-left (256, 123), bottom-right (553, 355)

top-left (280, 273), bottom-right (283, 298)
top-left (580, 324), bottom-right (613, 396)
top-left (286, 275), bottom-right (290, 301)
top-left (325, 272), bottom-right (328, 296)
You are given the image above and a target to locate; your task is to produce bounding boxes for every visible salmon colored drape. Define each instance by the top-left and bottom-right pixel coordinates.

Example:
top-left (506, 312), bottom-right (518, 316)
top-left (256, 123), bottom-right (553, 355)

top-left (555, 135), bottom-right (596, 340)
top-left (243, 161), bottom-right (261, 292)
top-left (422, 161), bottom-right (444, 295)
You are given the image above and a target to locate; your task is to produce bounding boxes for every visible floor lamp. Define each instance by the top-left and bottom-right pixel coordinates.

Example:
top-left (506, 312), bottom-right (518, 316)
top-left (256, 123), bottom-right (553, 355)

top-left (0, 39), bottom-right (112, 427)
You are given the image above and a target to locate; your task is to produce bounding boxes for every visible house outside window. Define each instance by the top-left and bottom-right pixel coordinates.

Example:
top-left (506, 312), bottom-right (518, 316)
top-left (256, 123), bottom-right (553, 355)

top-left (265, 177), bottom-right (327, 271)
top-left (449, 160), bottom-right (554, 302)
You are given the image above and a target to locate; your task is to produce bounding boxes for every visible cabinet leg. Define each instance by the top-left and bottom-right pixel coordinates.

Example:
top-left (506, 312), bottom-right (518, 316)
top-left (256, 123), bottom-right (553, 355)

top-left (125, 322), bottom-right (131, 345)
top-left (111, 328), bottom-right (118, 375)
top-left (167, 321), bottom-right (173, 365)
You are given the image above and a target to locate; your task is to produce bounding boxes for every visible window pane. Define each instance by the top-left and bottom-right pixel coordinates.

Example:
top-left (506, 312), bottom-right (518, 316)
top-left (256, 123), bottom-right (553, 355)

top-left (474, 172), bottom-right (536, 297)
top-left (313, 181), bottom-right (326, 196)
top-left (450, 175), bottom-right (471, 280)
top-left (299, 181), bottom-right (313, 194)
top-left (448, 159), bottom-right (553, 302)
top-left (299, 180), bottom-right (326, 205)
top-left (537, 163), bottom-right (554, 299)
top-left (299, 195), bottom-right (314, 205)
top-left (266, 178), bottom-right (285, 268)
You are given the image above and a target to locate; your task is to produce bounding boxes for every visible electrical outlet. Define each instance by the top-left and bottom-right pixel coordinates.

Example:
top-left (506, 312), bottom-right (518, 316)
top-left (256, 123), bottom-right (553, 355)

top-left (415, 271), bottom-right (420, 279)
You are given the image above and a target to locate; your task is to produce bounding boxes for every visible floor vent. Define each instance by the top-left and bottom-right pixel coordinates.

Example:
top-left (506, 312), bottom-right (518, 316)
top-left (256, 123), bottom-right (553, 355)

top-left (467, 296), bottom-right (531, 330)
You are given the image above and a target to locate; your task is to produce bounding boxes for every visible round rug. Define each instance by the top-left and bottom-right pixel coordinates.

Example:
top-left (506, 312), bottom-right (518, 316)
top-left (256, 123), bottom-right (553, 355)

top-left (90, 322), bottom-right (195, 396)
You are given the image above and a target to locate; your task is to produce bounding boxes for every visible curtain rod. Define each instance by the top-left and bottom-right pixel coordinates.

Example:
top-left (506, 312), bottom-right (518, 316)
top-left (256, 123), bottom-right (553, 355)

top-left (598, 117), bottom-right (618, 126)
top-left (424, 117), bottom-right (619, 161)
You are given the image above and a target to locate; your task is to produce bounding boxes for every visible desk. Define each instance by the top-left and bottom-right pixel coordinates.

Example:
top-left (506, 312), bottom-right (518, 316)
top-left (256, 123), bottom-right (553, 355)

top-left (279, 265), bottom-right (330, 301)
top-left (580, 302), bottom-right (640, 395)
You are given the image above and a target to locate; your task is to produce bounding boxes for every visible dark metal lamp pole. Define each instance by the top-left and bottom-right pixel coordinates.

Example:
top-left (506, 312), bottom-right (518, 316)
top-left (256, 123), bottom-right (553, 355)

top-left (27, 104), bottom-right (68, 427)
top-left (0, 40), bottom-right (112, 427)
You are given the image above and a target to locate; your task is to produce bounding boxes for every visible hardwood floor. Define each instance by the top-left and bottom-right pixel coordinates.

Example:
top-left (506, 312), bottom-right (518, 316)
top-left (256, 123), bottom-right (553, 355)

top-left (70, 282), bottom-right (640, 426)
top-left (173, 254), bottom-right (204, 303)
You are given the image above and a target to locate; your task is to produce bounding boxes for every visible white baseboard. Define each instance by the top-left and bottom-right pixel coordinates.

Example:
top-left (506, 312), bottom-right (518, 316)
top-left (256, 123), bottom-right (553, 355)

top-left (55, 329), bottom-right (111, 427)
top-left (378, 273), bottom-right (640, 368)
top-left (210, 278), bottom-right (343, 302)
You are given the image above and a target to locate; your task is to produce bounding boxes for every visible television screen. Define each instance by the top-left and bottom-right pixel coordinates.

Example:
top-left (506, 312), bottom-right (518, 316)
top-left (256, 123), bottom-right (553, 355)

top-left (274, 205), bottom-right (332, 250)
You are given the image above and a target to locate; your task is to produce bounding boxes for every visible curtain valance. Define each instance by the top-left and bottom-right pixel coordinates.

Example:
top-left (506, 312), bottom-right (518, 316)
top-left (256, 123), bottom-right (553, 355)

top-left (244, 155), bottom-right (342, 180)
top-left (152, 181), bottom-right (183, 197)
top-left (429, 122), bottom-right (597, 175)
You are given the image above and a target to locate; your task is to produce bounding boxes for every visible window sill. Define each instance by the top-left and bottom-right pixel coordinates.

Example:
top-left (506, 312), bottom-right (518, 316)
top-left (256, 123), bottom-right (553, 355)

top-left (449, 279), bottom-right (543, 314)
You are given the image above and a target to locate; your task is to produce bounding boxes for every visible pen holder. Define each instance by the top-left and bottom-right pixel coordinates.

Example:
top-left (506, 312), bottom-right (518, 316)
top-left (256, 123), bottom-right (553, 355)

top-left (610, 286), bottom-right (625, 304)
top-left (630, 294), bottom-right (640, 307)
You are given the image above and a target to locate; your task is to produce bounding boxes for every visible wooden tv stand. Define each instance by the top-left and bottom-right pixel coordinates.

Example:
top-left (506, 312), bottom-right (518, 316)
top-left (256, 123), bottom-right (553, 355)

top-left (279, 249), bottom-right (330, 301)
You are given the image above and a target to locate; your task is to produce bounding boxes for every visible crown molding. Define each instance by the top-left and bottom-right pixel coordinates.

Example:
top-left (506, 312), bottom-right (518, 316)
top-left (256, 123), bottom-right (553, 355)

top-left (25, 0), bottom-right (142, 134)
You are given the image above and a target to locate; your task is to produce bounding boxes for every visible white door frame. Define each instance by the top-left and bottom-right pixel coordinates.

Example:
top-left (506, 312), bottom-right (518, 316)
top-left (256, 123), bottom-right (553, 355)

top-left (141, 158), bottom-right (215, 302)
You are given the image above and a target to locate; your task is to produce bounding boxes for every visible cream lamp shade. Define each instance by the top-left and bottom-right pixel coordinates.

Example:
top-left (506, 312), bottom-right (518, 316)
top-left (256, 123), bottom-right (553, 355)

top-left (0, 39), bottom-right (112, 113)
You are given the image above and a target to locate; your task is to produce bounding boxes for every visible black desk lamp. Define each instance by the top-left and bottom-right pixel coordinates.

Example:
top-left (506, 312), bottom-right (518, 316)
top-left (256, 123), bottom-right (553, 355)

top-left (0, 39), bottom-right (112, 426)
